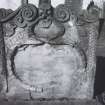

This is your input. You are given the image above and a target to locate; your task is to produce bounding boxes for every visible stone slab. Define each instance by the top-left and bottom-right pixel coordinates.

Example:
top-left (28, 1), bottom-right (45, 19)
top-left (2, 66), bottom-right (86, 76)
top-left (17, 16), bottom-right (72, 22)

top-left (0, 99), bottom-right (98, 105)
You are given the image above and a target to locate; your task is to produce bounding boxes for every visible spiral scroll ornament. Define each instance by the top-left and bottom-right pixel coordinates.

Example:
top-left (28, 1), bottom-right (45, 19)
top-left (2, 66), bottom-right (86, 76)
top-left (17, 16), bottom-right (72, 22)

top-left (21, 5), bottom-right (38, 21)
top-left (15, 4), bottom-right (38, 28)
top-left (54, 4), bottom-right (70, 23)
top-left (15, 13), bottom-right (26, 28)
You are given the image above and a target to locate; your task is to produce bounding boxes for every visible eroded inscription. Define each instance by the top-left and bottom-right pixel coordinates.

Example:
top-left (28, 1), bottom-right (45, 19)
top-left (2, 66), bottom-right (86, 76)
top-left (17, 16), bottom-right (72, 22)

top-left (10, 44), bottom-right (85, 98)
top-left (5, 28), bottom-right (28, 49)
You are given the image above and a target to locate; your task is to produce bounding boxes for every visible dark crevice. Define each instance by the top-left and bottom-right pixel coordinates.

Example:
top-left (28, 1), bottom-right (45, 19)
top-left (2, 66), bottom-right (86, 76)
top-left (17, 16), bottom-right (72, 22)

top-left (94, 56), bottom-right (105, 97)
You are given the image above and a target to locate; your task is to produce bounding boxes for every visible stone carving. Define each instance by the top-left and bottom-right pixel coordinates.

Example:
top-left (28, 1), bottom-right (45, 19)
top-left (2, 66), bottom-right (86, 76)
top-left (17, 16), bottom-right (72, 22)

top-left (0, 9), bottom-right (10, 92)
top-left (54, 4), bottom-right (70, 22)
top-left (0, 0), bottom-right (98, 101)
top-left (77, 1), bottom-right (100, 26)
top-left (5, 28), bottom-right (28, 49)
top-left (34, 2), bottom-right (65, 42)
top-left (15, 4), bottom-right (38, 28)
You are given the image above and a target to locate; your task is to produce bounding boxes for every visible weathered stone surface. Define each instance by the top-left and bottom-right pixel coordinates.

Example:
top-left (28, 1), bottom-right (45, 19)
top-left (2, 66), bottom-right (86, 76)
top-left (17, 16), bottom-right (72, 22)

top-left (0, 99), bottom-right (98, 105)
top-left (10, 44), bottom-right (86, 99)
top-left (0, 0), bottom-right (98, 102)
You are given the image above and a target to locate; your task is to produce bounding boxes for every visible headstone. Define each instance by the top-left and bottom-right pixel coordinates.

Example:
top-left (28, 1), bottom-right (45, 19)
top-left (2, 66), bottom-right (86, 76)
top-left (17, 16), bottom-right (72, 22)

top-left (0, 0), bottom-right (100, 104)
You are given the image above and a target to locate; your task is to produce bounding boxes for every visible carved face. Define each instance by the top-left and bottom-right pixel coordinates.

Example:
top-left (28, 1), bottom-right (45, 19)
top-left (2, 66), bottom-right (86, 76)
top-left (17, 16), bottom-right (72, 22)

top-left (34, 3), bottom-right (65, 42)
top-left (39, 3), bottom-right (52, 19)
top-left (38, 3), bottom-right (53, 28)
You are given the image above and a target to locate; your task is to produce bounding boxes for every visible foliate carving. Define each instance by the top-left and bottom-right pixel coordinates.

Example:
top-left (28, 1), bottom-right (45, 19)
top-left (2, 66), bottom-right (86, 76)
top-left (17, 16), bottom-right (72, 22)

top-left (54, 4), bottom-right (70, 22)
top-left (14, 4), bottom-right (38, 28)
top-left (77, 5), bottom-right (100, 26)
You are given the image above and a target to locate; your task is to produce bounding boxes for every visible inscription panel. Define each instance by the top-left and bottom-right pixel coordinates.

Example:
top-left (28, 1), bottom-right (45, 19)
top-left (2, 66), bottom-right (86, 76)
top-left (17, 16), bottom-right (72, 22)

top-left (11, 44), bottom-right (85, 98)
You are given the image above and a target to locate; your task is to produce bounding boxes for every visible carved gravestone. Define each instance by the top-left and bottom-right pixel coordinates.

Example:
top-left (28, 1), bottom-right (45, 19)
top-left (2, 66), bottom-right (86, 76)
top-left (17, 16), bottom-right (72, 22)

top-left (0, 0), bottom-right (99, 103)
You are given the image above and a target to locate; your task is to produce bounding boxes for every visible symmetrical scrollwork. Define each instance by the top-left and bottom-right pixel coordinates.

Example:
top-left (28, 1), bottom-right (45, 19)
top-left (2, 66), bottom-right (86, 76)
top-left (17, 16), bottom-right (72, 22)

top-left (54, 4), bottom-right (70, 22)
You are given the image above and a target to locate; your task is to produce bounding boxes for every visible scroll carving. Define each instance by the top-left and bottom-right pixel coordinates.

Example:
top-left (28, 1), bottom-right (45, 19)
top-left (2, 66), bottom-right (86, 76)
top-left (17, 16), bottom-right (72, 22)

top-left (15, 4), bottom-right (38, 28)
top-left (54, 4), bottom-right (70, 22)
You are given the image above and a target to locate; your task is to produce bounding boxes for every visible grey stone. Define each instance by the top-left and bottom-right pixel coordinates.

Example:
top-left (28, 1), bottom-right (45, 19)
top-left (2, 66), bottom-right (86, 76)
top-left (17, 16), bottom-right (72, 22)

top-left (0, 99), bottom-right (98, 105)
top-left (13, 44), bottom-right (85, 99)
top-left (0, 0), bottom-right (98, 102)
